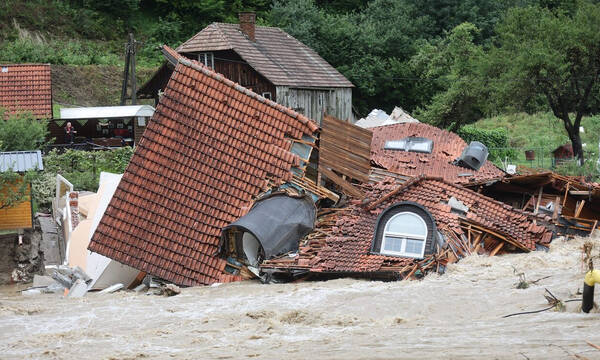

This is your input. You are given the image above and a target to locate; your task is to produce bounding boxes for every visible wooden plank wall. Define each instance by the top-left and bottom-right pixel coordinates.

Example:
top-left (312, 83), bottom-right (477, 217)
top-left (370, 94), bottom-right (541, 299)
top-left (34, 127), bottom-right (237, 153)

top-left (0, 182), bottom-right (33, 230)
top-left (318, 114), bottom-right (372, 183)
top-left (277, 87), bottom-right (353, 124)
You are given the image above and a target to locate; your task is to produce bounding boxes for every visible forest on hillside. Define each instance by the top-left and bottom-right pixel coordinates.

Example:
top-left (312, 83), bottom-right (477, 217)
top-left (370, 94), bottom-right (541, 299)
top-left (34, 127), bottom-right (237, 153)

top-left (1, 0), bottom-right (600, 163)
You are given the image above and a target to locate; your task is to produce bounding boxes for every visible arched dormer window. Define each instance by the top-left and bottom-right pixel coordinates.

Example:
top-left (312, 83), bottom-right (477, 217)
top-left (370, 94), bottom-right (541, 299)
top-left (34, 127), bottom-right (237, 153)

top-left (381, 212), bottom-right (428, 258)
top-left (371, 202), bottom-right (437, 259)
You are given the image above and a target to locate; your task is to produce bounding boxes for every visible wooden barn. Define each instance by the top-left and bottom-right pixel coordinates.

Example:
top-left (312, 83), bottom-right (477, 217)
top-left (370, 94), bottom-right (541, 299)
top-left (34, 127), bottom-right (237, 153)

top-left (138, 13), bottom-right (354, 124)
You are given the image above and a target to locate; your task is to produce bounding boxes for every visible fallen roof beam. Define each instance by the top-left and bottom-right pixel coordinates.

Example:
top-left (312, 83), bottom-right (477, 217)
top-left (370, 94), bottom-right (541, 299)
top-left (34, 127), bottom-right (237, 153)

top-left (319, 166), bottom-right (365, 199)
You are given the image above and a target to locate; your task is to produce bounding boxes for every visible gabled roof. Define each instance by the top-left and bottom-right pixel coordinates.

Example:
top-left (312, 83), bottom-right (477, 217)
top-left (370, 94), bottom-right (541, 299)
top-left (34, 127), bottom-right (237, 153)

top-left (0, 150), bottom-right (44, 172)
top-left (262, 177), bottom-right (553, 276)
top-left (0, 64), bottom-right (52, 119)
top-left (60, 105), bottom-right (155, 119)
top-left (370, 122), bottom-right (505, 184)
top-left (88, 47), bottom-right (318, 286)
top-left (177, 23), bottom-right (353, 88)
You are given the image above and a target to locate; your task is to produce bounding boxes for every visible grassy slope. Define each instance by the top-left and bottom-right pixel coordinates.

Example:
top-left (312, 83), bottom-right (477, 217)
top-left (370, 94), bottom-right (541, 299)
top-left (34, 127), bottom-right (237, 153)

top-left (51, 65), bottom-right (157, 107)
top-left (472, 112), bottom-right (600, 175)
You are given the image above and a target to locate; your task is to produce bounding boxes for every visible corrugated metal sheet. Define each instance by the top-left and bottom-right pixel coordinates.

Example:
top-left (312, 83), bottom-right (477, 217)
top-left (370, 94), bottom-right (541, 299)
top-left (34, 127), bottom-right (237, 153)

top-left (0, 151), bottom-right (43, 172)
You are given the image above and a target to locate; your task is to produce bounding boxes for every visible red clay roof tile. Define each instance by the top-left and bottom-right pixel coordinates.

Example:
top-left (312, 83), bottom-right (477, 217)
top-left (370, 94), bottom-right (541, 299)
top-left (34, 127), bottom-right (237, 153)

top-left (88, 47), bottom-right (318, 286)
top-left (0, 64), bottom-right (52, 119)
top-left (370, 123), bottom-right (504, 184)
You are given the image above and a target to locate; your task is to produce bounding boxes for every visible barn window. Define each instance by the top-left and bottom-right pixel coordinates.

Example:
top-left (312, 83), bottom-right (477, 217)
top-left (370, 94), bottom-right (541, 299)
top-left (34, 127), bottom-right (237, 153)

top-left (384, 137), bottom-right (433, 153)
top-left (262, 92), bottom-right (272, 100)
top-left (198, 52), bottom-right (214, 69)
top-left (371, 202), bottom-right (437, 259)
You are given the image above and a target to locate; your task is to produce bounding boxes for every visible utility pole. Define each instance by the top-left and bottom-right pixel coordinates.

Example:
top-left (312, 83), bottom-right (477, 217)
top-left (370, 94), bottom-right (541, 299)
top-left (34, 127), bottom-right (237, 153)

top-left (120, 33), bottom-right (138, 105)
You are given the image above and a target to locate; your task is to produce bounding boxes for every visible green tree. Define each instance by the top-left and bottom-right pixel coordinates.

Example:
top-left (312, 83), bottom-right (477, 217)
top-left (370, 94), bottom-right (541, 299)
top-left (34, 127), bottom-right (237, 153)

top-left (412, 23), bottom-right (487, 130)
top-left (488, 1), bottom-right (600, 162)
top-left (0, 109), bottom-right (50, 151)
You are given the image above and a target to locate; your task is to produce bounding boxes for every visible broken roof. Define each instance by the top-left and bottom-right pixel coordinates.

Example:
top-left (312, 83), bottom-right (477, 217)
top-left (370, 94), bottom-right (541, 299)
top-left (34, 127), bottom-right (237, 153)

top-left (177, 23), bottom-right (353, 88)
top-left (370, 122), bottom-right (504, 184)
top-left (88, 47), bottom-right (319, 286)
top-left (262, 177), bottom-right (552, 277)
top-left (0, 64), bottom-right (52, 119)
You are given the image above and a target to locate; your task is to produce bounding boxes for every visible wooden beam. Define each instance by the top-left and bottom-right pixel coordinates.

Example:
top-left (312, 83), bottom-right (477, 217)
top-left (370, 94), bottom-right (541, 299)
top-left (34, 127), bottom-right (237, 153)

top-left (319, 166), bottom-right (365, 199)
top-left (562, 182), bottom-right (570, 208)
top-left (575, 200), bottom-right (586, 218)
top-left (552, 196), bottom-right (561, 220)
top-left (570, 190), bottom-right (591, 196)
top-left (533, 187), bottom-right (543, 215)
top-left (490, 241), bottom-right (505, 256)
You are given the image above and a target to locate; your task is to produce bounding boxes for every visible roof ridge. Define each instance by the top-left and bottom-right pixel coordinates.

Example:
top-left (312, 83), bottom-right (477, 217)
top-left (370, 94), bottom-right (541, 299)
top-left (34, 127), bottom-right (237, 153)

top-left (164, 45), bottom-right (318, 132)
top-left (176, 23), bottom-right (232, 52)
top-left (364, 175), bottom-right (428, 210)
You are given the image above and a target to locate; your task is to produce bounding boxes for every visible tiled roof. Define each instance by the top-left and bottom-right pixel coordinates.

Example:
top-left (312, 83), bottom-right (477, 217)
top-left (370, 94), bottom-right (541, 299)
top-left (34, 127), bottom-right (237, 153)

top-left (0, 64), bottom-right (52, 119)
top-left (370, 122), bottom-right (504, 184)
top-left (0, 151), bottom-right (44, 172)
top-left (88, 47), bottom-right (318, 286)
top-left (177, 23), bottom-right (353, 88)
top-left (262, 177), bottom-right (552, 276)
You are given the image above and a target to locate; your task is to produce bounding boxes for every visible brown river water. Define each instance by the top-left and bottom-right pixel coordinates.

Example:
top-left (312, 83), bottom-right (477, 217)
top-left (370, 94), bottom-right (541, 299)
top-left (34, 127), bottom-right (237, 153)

top-left (1, 236), bottom-right (600, 359)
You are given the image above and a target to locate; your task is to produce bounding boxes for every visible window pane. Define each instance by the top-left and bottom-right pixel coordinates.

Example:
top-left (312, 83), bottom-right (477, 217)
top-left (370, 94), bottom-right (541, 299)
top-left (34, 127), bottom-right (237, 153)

top-left (408, 139), bottom-right (432, 153)
top-left (405, 239), bottom-right (424, 255)
top-left (385, 212), bottom-right (427, 237)
top-left (384, 140), bottom-right (406, 150)
top-left (383, 236), bottom-right (404, 252)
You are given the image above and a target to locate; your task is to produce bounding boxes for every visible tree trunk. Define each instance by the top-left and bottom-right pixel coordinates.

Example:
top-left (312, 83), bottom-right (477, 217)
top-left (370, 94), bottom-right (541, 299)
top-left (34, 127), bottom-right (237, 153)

top-left (565, 124), bottom-right (584, 164)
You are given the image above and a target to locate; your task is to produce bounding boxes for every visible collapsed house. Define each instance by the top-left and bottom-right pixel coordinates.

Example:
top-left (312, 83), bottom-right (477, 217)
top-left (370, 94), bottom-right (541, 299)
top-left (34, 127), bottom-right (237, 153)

top-left (467, 171), bottom-right (600, 236)
top-left (87, 46), bottom-right (329, 286)
top-left (83, 47), bottom-right (582, 287)
top-left (259, 176), bottom-right (553, 281)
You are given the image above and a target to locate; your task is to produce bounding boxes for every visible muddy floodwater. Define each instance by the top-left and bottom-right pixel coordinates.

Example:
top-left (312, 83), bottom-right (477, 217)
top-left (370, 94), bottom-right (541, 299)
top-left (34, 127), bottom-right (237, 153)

top-left (1, 237), bottom-right (600, 359)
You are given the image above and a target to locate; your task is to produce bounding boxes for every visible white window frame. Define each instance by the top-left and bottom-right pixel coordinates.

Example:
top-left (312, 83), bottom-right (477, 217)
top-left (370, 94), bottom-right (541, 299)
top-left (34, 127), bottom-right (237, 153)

top-left (262, 92), bottom-right (272, 100)
top-left (380, 212), bottom-right (427, 258)
top-left (198, 52), bottom-right (214, 68)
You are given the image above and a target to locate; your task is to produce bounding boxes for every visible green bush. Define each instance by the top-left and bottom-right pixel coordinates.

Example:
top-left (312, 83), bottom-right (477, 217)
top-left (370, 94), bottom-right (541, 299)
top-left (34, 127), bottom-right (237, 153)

top-left (43, 147), bottom-right (133, 192)
top-left (456, 125), bottom-right (515, 162)
top-left (30, 171), bottom-right (57, 211)
top-left (0, 37), bottom-right (121, 65)
top-left (0, 109), bottom-right (50, 151)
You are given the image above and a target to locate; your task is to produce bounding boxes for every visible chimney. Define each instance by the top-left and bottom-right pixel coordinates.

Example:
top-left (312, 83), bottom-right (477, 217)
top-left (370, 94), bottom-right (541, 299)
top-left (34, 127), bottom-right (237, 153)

top-left (239, 12), bottom-right (256, 41)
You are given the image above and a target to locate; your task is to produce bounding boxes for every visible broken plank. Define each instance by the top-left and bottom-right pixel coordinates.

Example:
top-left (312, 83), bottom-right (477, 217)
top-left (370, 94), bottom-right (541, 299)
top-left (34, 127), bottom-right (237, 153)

top-left (319, 166), bottom-right (365, 199)
top-left (552, 196), bottom-right (561, 220)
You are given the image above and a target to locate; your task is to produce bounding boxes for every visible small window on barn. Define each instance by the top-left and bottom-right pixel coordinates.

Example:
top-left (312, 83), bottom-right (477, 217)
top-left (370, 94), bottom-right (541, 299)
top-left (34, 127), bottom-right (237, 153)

top-left (262, 92), bottom-right (272, 100)
top-left (384, 137), bottom-right (433, 153)
top-left (380, 212), bottom-right (428, 258)
top-left (198, 52), bottom-right (214, 69)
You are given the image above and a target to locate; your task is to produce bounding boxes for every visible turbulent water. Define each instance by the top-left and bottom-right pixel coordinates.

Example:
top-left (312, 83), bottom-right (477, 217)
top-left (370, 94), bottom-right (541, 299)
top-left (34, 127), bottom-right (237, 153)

top-left (2, 236), bottom-right (600, 359)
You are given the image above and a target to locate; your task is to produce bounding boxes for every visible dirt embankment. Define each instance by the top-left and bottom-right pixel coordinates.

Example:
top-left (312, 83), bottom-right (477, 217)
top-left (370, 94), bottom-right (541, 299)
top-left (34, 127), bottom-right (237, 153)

top-left (51, 65), bottom-right (157, 108)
